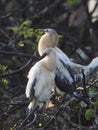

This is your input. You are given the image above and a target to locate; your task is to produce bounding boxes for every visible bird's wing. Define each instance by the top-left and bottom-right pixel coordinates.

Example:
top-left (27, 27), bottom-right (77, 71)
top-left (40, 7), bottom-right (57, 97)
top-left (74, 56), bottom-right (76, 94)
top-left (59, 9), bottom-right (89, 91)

top-left (59, 58), bottom-right (75, 80)
top-left (55, 47), bottom-right (71, 64)
top-left (55, 59), bottom-right (75, 93)
top-left (26, 63), bottom-right (41, 99)
top-left (84, 57), bottom-right (98, 75)
top-left (55, 47), bottom-right (86, 71)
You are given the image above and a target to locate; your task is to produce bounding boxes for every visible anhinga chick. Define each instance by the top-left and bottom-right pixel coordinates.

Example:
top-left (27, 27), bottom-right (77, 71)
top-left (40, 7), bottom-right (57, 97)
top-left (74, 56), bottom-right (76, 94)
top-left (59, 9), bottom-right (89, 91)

top-left (26, 48), bottom-right (56, 112)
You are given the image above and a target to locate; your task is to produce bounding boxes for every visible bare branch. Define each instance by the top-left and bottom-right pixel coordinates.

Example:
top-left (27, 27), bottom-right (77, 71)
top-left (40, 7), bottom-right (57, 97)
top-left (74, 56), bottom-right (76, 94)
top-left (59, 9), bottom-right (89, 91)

top-left (0, 58), bottom-right (32, 77)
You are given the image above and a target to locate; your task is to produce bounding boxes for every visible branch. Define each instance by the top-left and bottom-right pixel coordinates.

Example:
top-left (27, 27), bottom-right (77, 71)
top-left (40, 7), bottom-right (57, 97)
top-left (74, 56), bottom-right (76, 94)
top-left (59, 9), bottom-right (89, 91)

top-left (0, 58), bottom-right (32, 77)
top-left (16, 106), bottom-right (39, 130)
top-left (0, 103), bottom-right (27, 120)
top-left (43, 97), bottom-right (76, 130)
top-left (0, 50), bottom-right (39, 59)
top-left (81, 69), bottom-right (88, 97)
top-left (28, 0), bottom-right (62, 19)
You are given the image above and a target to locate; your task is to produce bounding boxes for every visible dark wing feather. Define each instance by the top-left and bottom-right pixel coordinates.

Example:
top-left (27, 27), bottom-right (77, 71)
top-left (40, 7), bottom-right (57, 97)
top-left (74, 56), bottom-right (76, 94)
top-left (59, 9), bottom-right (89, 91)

top-left (59, 59), bottom-right (75, 81)
top-left (29, 77), bottom-right (37, 100)
top-left (55, 66), bottom-right (75, 94)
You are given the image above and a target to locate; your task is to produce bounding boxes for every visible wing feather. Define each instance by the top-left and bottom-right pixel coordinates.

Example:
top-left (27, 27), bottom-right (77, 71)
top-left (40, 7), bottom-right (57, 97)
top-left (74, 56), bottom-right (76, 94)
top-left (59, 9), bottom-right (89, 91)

top-left (55, 59), bottom-right (75, 93)
top-left (25, 63), bottom-right (41, 99)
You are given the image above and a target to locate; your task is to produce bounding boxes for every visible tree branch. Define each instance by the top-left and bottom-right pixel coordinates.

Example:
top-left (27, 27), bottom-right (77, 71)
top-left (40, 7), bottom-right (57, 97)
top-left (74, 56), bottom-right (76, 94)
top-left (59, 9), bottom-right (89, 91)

top-left (0, 58), bottom-right (33, 77)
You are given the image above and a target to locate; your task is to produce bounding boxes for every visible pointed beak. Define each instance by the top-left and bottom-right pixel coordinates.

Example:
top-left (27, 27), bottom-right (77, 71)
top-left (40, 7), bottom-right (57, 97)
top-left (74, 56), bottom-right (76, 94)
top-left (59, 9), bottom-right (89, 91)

top-left (37, 29), bottom-right (48, 33)
top-left (37, 29), bottom-right (45, 32)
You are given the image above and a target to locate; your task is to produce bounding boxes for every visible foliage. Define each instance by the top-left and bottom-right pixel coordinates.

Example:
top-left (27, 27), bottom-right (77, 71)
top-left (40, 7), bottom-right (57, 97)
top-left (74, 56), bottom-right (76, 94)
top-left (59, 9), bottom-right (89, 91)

top-left (67, 0), bottom-right (78, 4)
top-left (0, 64), bottom-right (9, 90)
top-left (85, 87), bottom-right (98, 121)
top-left (10, 20), bottom-right (47, 51)
top-left (0, 64), bottom-right (7, 73)
top-left (11, 20), bottom-right (33, 39)
top-left (11, 20), bottom-right (39, 50)
top-left (85, 99), bottom-right (98, 121)
top-left (85, 108), bottom-right (95, 120)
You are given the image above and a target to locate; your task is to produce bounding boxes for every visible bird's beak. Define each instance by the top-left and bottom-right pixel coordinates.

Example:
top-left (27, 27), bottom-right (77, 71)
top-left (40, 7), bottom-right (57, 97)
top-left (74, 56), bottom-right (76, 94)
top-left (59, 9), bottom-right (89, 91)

top-left (37, 29), bottom-right (48, 33)
top-left (37, 29), bottom-right (44, 32)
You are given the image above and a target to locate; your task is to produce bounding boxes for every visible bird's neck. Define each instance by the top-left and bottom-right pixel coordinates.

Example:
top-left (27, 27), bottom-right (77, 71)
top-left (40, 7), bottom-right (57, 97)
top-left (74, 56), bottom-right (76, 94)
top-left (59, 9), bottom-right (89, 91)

top-left (42, 55), bottom-right (56, 72)
top-left (38, 33), bottom-right (58, 56)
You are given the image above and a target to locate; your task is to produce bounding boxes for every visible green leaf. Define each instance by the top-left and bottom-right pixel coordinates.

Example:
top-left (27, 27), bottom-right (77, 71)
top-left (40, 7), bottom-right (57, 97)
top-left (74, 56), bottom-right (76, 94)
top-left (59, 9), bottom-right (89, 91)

top-left (17, 41), bottom-right (24, 46)
top-left (85, 109), bottom-right (95, 120)
top-left (67, 0), bottom-right (78, 4)
top-left (2, 79), bottom-right (8, 85)
top-left (0, 64), bottom-right (7, 72)
top-left (38, 122), bottom-right (43, 127)
top-left (89, 87), bottom-right (96, 93)
top-left (94, 101), bottom-right (98, 110)
top-left (10, 20), bottom-right (33, 39)
top-left (22, 20), bottom-right (32, 27)
top-left (10, 27), bottom-right (18, 32)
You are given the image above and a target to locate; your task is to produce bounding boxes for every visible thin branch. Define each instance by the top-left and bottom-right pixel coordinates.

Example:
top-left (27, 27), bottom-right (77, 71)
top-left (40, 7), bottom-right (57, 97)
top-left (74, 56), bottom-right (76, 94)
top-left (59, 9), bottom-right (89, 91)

top-left (81, 69), bottom-right (88, 97)
top-left (70, 120), bottom-right (98, 130)
top-left (0, 103), bottom-right (27, 120)
top-left (0, 29), bottom-right (12, 42)
top-left (0, 12), bottom-right (12, 19)
top-left (78, 108), bottom-right (82, 130)
top-left (43, 97), bottom-right (76, 130)
top-left (91, 79), bottom-right (98, 86)
top-left (0, 58), bottom-right (32, 77)
top-left (0, 50), bottom-right (39, 59)
top-left (28, 0), bottom-right (62, 20)
top-left (16, 106), bottom-right (39, 130)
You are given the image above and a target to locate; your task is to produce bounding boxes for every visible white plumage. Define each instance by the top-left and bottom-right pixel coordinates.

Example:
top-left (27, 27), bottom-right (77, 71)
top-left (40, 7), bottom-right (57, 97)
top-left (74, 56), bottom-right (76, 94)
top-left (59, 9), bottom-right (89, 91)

top-left (38, 28), bottom-right (76, 95)
top-left (84, 57), bottom-right (98, 75)
top-left (38, 28), bottom-right (98, 95)
top-left (26, 48), bottom-right (56, 112)
top-left (38, 28), bottom-right (86, 70)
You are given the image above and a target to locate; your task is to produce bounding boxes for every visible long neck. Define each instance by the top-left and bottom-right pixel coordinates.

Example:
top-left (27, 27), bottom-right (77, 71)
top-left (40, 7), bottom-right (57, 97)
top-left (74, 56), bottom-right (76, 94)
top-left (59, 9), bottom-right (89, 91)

top-left (38, 33), bottom-right (58, 56)
top-left (42, 52), bottom-right (56, 71)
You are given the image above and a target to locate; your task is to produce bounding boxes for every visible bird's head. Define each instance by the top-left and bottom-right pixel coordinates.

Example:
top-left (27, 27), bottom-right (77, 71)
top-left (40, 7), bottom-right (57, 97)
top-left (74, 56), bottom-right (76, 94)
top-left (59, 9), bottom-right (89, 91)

top-left (38, 28), bottom-right (58, 56)
top-left (38, 28), bottom-right (57, 34)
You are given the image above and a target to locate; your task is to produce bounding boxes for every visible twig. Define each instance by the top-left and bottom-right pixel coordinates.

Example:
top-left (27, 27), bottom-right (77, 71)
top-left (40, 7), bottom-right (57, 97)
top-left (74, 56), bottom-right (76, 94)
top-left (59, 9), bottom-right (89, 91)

top-left (16, 106), bottom-right (39, 130)
top-left (0, 12), bottom-right (12, 19)
top-left (70, 120), bottom-right (98, 130)
top-left (1, 100), bottom-right (28, 106)
top-left (26, 114), bottom-right (37, 127)
top-left (81, 69), bottom-right (88, 97)
top-left (82, 0), bottom-right (93, 27)
top-left (0, 58), bottom-right (32, 77)
top-left (78, 108), bottom-right (82, 130)
top-left (0, 29), bottom-right (12, 42)
top-left (28, 0), bottom-right (62, 20)
top-left (43, 97), bottom-right (76, 130)
top-left (92, 79), bottom-right (98, 86)
top-left (0, 103), bottom-right (26, 119)
top-left (89, 79), bottom-right (98, 87)
top-left (0, 50), bottom-right (39, 59)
